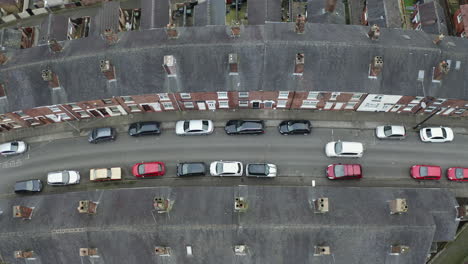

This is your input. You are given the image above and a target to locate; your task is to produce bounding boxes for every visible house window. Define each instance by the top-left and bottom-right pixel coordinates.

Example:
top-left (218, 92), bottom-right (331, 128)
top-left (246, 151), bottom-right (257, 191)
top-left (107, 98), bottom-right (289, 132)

top-left (239, 101), bottom-right (249, 107)
top-left (108, 106), bottom-right (121, 114)
top-left (15, 111), bottom-right (28, 118)
top-left (57, 113), bottom-right (71, 120)
top-left (307, 92), bottom-right (319, 100)
top-left (301, 100), bottom-right (318, 109)
top-left (49, 105), bottom-right (61, 112)
top-left (76, 111), bottom-right (90, 118)
top-left (158, 93), bottom-right (170, 101)
top-left (264, 101), bottom-right (274, 108)
top-left (128, 105), bottom-right (141, 112)
top-left (217, 92), bottom-right (228, 99)
top-left (68, 103), bottom-right (81, 110)
top-left (424, 106), bottom-right (438, 113)
top-left (180, 93), bottom-right (191, 99)
top-left (122, 96), bottom-right (134, 103)
top-left (238, 92), bottom-right (249, 98)
top-left (402, 104), bottom-right (417, 111)
top-left (351, 93), bottom-right (363, 101)
top-left (454, 108), bottom-right (466, 115)
top-left (102, 98), bottom-right (113, 104)
top-left (330, 92), bottom-right (340, 101)
top-left (410, 96), bottom-right (424, 104)
top-left (184, 102), bottom-right (194, 108)
top-left (457, 13), bottom-right (463, 23)
top-left (218, 100), bottom-right (229, 108)
top-left (433, 98), bottom-right (446, 105)
top-left (391, 105), bottom-right (403, 112)
top-left (344, 102), bottom-right (357, 109)
top-left (277, 100), bottom-right (287, 108)
top-left (162, 102), bottom-right (174, 110)
top-left (278, 91), bottom-right (290, 99)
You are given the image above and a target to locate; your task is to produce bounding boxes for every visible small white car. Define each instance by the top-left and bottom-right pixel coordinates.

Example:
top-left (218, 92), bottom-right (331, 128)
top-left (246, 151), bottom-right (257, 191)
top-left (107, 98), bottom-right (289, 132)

top-left (176, 120), bottom-right (214, 136)
top-left (210, 161), bottom-right (243, 176)
top-left (419, 127), bottom-right (454, 143)
top-left (375, 125), bottom-right (406, 140)
top-left (0, 141), bottom-right (27, 156)
top-left (325, 141), bottom-right (364, 158)
top-left (246, 163), bottom-right (277, 177)
top-left (47, 170), bottom-right (80, 185)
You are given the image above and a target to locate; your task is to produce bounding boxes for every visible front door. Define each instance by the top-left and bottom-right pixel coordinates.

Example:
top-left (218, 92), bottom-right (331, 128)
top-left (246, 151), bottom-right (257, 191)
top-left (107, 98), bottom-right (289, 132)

top-left (197, 101), bottom-right (206, 110)
top-left (206, 101), bottom-right (216, 110)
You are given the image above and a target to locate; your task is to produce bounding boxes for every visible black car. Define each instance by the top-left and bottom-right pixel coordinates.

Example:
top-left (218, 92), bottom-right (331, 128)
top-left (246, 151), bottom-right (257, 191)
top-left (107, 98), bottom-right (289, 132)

top-left (128, 121), bottom-right (161, 137)
top-left (177, 162), bottom-right (206, 176)
top-left (224, 120), bottom-right (265, 135)
top-left (88, 127), bottom-right (116, 144)
top-left (14, 179), bottom-right (43, 193)
top-left (278, 120), bottom-right (311, 135)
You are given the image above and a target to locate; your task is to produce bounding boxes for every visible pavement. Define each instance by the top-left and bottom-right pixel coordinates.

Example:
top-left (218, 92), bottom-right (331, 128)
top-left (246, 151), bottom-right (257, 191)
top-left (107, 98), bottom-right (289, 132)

top-left (2, 109), bottom-right (468, 143)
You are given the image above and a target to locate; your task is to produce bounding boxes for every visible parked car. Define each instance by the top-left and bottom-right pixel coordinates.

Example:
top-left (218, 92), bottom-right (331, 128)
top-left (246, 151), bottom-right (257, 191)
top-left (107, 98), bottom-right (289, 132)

top-left (246, 163), bottom-right (277, 177)
top-left (325, 141), bottom-right (363, 158)
top-left (447, 167), bottom-right (468, 181)
top-left (419, 127), bottom-right (454, 143)
top-left (14, 179), bottom-right (42, 193)
top-left (175, 120), bottom-right (214, 135)
top-left (89, 167), bottom-right (122, 181)
top-left (132, 162), bottom-right (166, 178)
top-left (47, 170), bottom-right (80, 185)
top-left (177, 162), bottom-right (206, 177)
top-left (210, 161), bottom-right (243, 176)
top-left (278, 120), bottom-right (311, 135)
top-left (410, 165), bottom-right (441, 180)
top-left (375, 125), bottom-right (406, 140)
top-left (88, 127), bottom-right (116, 143)
top-left (225, 120), bottom-right (264, 135)
top-left (327, 164), bottom-right (362, 180)
top-left (0, 141), bottom-right (27, 156)
top-left (128, 121), bottom-right (161, 136)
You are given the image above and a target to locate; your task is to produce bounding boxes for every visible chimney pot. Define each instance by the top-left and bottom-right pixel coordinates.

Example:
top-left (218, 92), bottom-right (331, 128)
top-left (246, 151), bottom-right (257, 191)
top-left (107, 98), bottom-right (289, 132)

top-left (368, 24), bottom-right (380, 40)
top-left (294, 53), bottom-right (305, 76)
top-left (369, 56), bottom-right (383, 78)
top-left (0, 52), bottom-right (8, 64)
top-left (295, 14), bottom-right (306, 34)
top-left (103, 28), bottom-right (119, 45)
top-left (228, 53), bottom-right (239, 75)
top-left (100, 60), bottom-right (116, 80)
top-left (48, 39), bottom-right (63, 52)
top-left (166, 23), bottom-right (179, 39)
top-left (433, 61), bottom-right (449, 81)
top-left (231, 22), bottom-right (241, 37)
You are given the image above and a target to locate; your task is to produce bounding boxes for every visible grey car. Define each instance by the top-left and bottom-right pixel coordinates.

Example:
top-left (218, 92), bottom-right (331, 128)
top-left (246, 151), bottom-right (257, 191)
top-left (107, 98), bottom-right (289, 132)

top-left (88, 127), bottom-right (116, 144)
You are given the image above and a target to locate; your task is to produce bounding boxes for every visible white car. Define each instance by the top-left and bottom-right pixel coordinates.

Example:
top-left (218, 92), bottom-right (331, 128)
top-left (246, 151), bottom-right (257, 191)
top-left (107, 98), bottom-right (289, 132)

top-left (0, 141), bottom-right (27, 156)
top-left (176, 120), bottom-right (214, 136)
top-left (375, 125), bottom-right (406, 140)
top-left (47, 170), bottom-right (80, 185)
top-left (210, 161), bottom-right (243, 176)
top-left (325, 141), bottom-right (363, 158)
top-left (419, 127), bottom-right (454, 143)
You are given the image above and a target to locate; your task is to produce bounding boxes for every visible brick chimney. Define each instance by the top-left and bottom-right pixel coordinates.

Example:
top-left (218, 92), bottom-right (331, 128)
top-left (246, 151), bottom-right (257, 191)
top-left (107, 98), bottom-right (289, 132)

top-left (433, 61), bottom-right (449, 81)
top-left (390, 245), bottom-right (409, 255)
top-left (100, 60), bottom-right (116, 80)
top-left (155, 247), bottom-right (171, 256)
top-left (13, 205), bottom-right (34, 219)
top-left (325, 0), bottom-right (337, 13)
top-left (231, 21), bottom-right (241, 37)
top-left (103, 28), bottom-right (119, 45)
top-left (369, 56), bottom-right (383, 78)
top-left (41, 69), bottom-right (60, 89)
top-left (77, 200), bottom-right (98, 214)
top-left (295, 14), bottom-right (306, 34)
top-left (0, 52), bottom-right (8, 64)
top-left (14, 250), bottom-right (34, 259)
top-left (163, 55), bottom-right (177, 77)
top-left (48, 39), bottom-right (63, 52)
top-left (154, 197), bottom-right (173, 213)
top-left (294, 53), bottom-right (305, 76)
top-left (80, 248), bottom-right (98, 257)
top-left (314, 246), bottom-right (331, 256)
top-left (368, 24), bottom-right (380, 40)
top-left (389, 198), bottom-right (408, 214)
top-left (166, 23), bottom-right (178, 39)
top-left (229, 53), bottom-right (239, 75)
top-left (433, 34), bottom-right (445, 45)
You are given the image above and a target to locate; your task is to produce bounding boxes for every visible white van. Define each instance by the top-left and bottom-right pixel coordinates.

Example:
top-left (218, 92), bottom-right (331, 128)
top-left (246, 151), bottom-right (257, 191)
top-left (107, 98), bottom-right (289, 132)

top-left (325, 141), bottom-right (363, 158)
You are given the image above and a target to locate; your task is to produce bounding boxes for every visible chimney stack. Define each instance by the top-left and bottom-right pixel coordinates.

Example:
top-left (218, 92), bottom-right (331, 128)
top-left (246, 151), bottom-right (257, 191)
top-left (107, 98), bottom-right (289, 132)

top-left (231, 21), bottom-right (241, 37)
top-left (41, 69), bottom-right (60, 89)
top-left (0, 52), bottom-right (8, 64)
top-left (390, 245), bottom-right (409, 255)
top-left (100, 60), bottom-right (116, 80)
top-left (14, 250), bottom-right (34, 259)
top-left (79, 248), bottom-right (99, 257)
top-left (433, 34), bottom-right (445, 45)
top-left (166, 23), bottom-right (178, 39)
top-left (163, 55), bottom-right (177, 77)
top-left (433, 61), bottom-right (449, 81)
top-left (234, 245), bottom-right (248, 256)
top-left (229, 53), bottom-right (239, 75)
top-left (314, 246), bottom-right (331, 256)
top-left (154, 197), bottom-right (173, 213)
top-left (155, 247), bottom-right (171, 256)
top-left (367, 24), bottom-right (380, 40)
top-left (77, 200), bottom-right (98, 214)
top-left (369, 56), bottom-right (383, 78)
top-left (389, 198), bottom-right (408, 214)
top-left (325, 0), bottom-right (337, 13)
top-left (103, 28), bottom-right (119, 45)
top-left (313, 198), bottom-right (329, 213)
top-left (13, 205), bottom-right (34, 220)
top-left (48, 39), bottom-right (63, 52)
top-left (234, 197), bottom-right (248, 212)
top-left (295, 14), bottom-right (306, 34)
top-left (294, 53), bottom-right (305, 76)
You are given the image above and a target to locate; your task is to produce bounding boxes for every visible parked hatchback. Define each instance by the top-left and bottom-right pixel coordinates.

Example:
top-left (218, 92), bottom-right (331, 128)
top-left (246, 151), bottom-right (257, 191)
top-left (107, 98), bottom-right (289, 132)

top-left (0, 141), bottom-right (27, 156)
top-left (246, 163), bottom-right (277, 177)
top-left (128, 121), bottom-right (161, 136)
top-left (278, 120), bottom-right (311, 135)
top-left (176, 120), bottom-right (214, 136)
top-left (447, 167), bottom-right (468, 181)
top-left (47, 170), bottom-right (80, 185)
top-left (88, 127), bottom-right (116, 143)
top-left (177, 162), bottom-right (206, 177)
top-left (14, 179), bottom-right (43, 193)
top-left (325, 141), bottom-right (364, 158)
top-left (225, 120), bottom-right (264, 135)
top-left (210, 161), bottom-right (243, 176)
top-left (410, 165), bottom-right (441, 180)
top-left (375, 125), bottom-right (406, 140)
top-left (132, 162), bottom-right (166, 178)
top-left (327, 164), bottom-right (362, 180)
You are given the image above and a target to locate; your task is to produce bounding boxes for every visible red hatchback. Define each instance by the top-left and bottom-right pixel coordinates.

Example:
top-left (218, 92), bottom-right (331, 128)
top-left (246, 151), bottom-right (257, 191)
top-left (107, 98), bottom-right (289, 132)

top-left (447, 167), bottom-right (468, 181)
top-left (327, 164), bottom-right (362, 180)
top-left (132, 162), bottom-right (165, 178)
top-left (410, 165), bottom-right (441, 180)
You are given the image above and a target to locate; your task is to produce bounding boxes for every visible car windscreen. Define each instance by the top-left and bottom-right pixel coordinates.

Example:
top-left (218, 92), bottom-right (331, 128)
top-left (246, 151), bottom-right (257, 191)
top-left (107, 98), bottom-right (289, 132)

top-left (138, 165), bottom-right (145, 175)
top-left (442, 128), bottom-right (447, 138)
top-left (456, 168), bottom-right (464, 179)
top-left (335, 142), bottom-right (343, 154)
top-left (419, 167), bottom-right (428, 177)
top-left (25, 181), bottom-right (33, 191)
top-left (384, 126), bottom-right (393, 137)
top-left (183, 122), bottom-right (190, 131)
top-left (62, 171), bottom-right (70, 183)
top-left (334, 165), bottom-right (345, 177)
top-left (202, 121), bottom-right (209, 131)
top-left (426, 130), bottom-right (432, 138)
top-left (216, 163), bottom-right (223, 174)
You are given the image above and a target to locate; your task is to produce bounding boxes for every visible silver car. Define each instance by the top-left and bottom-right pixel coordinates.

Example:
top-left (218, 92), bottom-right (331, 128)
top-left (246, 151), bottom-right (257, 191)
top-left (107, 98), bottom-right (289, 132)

top-left (175, 120), bottom-right (214, 136)
top-left (47, 170), bottom-right (80, 185)
top-left (0, 141), bottom-right (27, 156)
top-left (210, 161), bottom-right (243, 176)
top-left (375, 125), bottom-right (406, 140)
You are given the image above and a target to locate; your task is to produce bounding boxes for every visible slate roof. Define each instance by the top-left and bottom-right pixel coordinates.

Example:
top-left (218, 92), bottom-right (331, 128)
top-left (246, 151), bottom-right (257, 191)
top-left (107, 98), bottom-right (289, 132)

top-left (307, 0), bottom-right (346, 24)
top-left (0, 186), bottom-right (459, 264)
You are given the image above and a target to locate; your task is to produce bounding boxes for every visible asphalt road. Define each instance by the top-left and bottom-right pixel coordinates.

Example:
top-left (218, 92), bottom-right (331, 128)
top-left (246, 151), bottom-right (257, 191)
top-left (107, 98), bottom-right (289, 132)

top-left (2, 126), bottom-right (468, 197)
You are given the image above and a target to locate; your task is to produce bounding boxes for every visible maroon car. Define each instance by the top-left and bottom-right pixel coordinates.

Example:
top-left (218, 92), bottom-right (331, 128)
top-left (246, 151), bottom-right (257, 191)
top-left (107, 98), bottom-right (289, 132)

top-left (447, 167), bottom-right (468, 181)
top-left (410, 165), bottom-right (441, 180)
top-left (327, 164), bottom-right (362, 180)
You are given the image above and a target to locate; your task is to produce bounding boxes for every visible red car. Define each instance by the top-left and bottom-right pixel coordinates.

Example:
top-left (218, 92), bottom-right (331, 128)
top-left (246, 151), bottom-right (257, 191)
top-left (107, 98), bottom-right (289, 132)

top-left (327, 164), bottom-right (362, 180)
top-left (132, 162), bottom-right (165, 178)
top-left (410, 165), bottom-right (441, 180)
top-left (447, 167), bottom-right (468, 181)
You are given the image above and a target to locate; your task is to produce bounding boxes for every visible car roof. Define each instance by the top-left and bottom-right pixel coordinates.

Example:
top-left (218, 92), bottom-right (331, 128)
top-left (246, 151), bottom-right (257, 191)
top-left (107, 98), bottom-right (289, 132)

top-left (48, 172), bottom-right (64, 182)
top-left (188, 120), bottom-right (203, 130)
top-left (390, 126), bottom-right (405, 134)
top-left (341, 142), bottom-right (363, 152)
top-left (248, 164), bottom-right (266, 174)
top-left (428, 127), bottom-right (444, 137)
top-left (222, 162), bottom-right (239, 173)
top-left (96, 127), bottom-right (112, 136)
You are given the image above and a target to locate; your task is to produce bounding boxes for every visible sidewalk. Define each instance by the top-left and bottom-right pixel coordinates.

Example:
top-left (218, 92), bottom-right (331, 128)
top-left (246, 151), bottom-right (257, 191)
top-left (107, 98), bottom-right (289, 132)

top-left (2, 109), bottom-right (468, 143)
